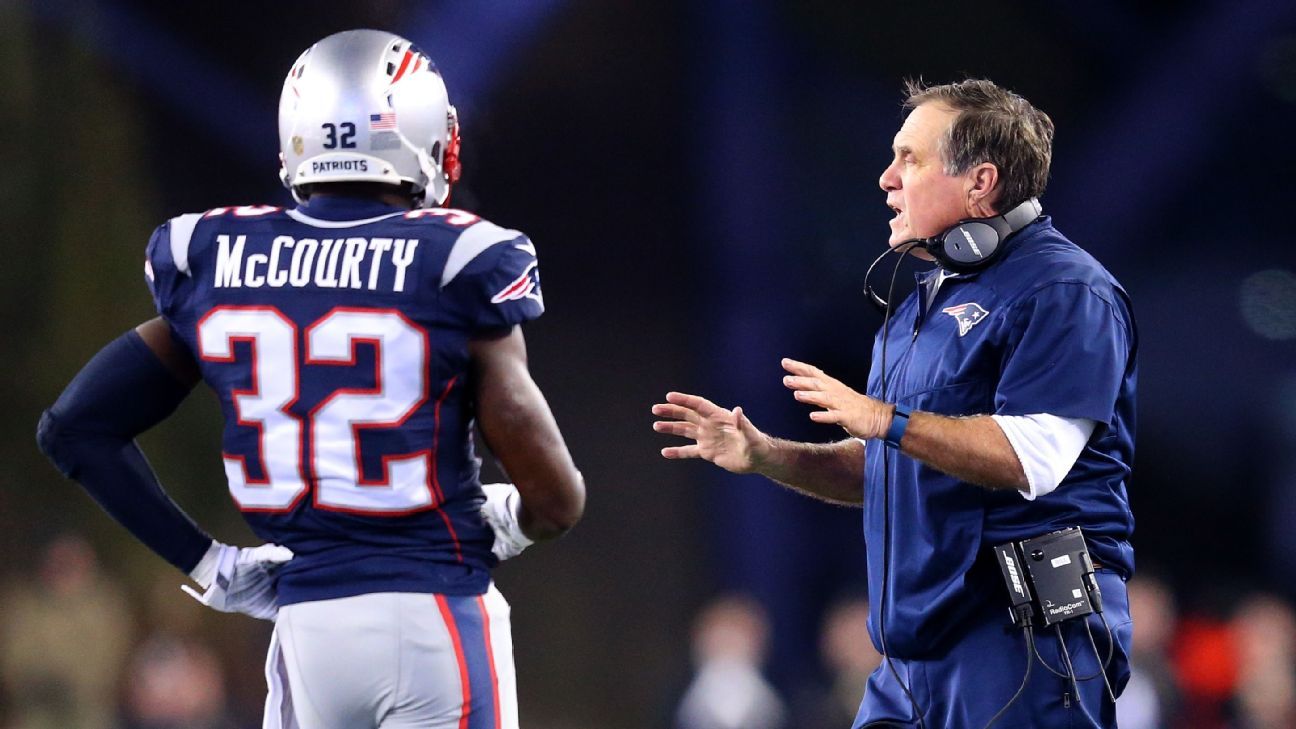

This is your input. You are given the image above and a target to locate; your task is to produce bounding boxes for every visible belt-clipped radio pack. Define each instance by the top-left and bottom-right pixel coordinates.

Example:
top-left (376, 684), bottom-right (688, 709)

top-left (986, 527), bottom-right (1117, 727)
top-left (992, 526), bottom-right (1104, 627)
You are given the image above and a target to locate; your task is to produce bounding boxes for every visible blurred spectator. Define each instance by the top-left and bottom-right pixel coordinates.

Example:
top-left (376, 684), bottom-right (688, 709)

top-left (1227, 594), bottom-right (1296, 729)
top-left (0, 534), bottom-right (132, 729)
top-left (792, 597), bottom-right (881, 729)
top-left (1174, 612), bottom-right (1239, 729)
top-left (120, 636), bottom-right (237, 729)
top-left (820, 598), bottom-right (881, 719)
top-left (1118, 575), bottom-right (1184, 729)
top-left (675, 595), bottom-right (786, 729)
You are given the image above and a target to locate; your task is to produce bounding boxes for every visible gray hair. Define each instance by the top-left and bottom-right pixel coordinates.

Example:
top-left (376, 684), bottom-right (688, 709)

top-left (903, 78), bottom-right (1054, 212)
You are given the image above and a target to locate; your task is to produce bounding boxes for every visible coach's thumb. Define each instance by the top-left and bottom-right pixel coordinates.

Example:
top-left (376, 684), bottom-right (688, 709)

top-left (734, 407), bottom-right (759, 436)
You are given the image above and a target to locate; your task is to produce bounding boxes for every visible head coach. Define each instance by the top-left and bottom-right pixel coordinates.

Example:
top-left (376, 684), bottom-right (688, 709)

top-left (653, 78), bottom-right (1136, 728)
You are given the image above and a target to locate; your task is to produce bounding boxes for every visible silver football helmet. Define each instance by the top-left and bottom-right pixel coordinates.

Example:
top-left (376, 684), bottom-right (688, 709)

top-left (278, 29), bottom-right (461, 207)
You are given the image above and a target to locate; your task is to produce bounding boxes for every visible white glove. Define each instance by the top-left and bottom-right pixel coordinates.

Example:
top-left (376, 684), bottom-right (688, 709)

top-left (480, 483), bottom-right (534, 561)
top-left (181, 540), bottom-right (294, 620)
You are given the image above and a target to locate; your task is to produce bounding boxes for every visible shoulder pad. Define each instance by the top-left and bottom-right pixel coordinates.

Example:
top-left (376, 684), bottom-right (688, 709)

top-left (440, 219), bottom-right (526, 288)
top-left (167, 213), bottom-right (204, 276)
top-left (168, 206), bottom-right (285, 275)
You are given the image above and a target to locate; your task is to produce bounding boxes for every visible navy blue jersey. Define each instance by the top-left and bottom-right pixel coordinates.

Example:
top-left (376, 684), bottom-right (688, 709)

top-left (144, 195), bottom-right (544, 604)
top-left (863, 216), bottom-right (1136, 658)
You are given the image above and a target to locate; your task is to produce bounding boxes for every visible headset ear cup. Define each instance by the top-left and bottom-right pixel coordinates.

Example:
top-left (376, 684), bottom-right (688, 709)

top-left (937, 221), bottom-right (1002, 272)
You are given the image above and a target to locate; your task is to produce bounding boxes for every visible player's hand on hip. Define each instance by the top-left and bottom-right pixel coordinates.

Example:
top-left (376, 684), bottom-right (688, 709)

top-left (782, 358), bottom-right (892, 440)
top-left (181, 541), bottom-right (294, 621)
top-left (480, 482), bottom-right (535, 561)
top-left (652, 392), bottom-right (770, 474)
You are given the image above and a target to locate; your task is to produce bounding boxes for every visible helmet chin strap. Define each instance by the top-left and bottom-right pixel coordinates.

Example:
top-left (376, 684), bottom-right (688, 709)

top-left (415, 148), bottom-right (447, 208)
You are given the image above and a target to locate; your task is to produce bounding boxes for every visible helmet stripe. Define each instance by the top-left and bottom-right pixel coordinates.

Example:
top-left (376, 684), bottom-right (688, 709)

top-left (392, 50), bottom-right (415, 84)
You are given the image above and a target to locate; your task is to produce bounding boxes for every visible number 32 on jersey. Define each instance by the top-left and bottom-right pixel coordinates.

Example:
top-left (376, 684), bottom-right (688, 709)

top-left (197, 306), bottom-right (437, 515)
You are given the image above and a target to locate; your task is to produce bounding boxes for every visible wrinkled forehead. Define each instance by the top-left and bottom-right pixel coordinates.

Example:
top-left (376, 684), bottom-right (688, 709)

top-left (893, 102), bottom-right (958, 156)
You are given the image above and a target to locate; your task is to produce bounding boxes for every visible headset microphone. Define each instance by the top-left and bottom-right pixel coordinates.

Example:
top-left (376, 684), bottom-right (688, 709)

top-left (863, 241), bottom-right (918, 314)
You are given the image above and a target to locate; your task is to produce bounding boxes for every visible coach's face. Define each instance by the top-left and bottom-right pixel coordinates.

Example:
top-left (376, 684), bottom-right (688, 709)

top-left (879, 102), bottom-right (974, 251)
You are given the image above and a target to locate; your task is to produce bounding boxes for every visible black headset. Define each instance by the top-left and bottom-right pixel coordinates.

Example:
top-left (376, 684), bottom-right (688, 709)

top-left (920, 197), bottom-right (1042, 273)
top-left (865, 198), bottom-right (1042, 313)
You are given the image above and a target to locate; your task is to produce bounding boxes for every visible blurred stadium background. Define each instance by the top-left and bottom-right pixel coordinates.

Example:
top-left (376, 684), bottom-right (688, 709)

top-left (3, 0), bottom-right (1296, 727)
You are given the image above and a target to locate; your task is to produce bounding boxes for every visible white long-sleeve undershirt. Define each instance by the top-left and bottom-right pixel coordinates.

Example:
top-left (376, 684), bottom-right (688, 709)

top-left (990, 413), bottom-right (1095, 500)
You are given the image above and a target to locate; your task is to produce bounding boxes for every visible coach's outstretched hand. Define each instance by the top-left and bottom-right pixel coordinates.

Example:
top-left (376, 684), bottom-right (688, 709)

top-left (652, 392), bottom-right (771, 474)
top-left (780, 358), bottom-right (892, 440)
top-left (181, 541), bottom-right (294, 621)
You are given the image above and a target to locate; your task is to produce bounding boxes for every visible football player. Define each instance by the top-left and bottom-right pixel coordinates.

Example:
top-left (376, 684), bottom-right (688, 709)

top-left (37, 29), bottom-right (584, 729)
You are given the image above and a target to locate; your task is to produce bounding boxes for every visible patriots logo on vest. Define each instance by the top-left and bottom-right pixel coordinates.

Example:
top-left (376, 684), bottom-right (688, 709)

top-left (941, 302), bottom-right (990, 336)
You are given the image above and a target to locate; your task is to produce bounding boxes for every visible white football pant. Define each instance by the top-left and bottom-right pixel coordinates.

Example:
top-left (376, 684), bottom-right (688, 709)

top-left (263, 584), bottom-right (517, 729)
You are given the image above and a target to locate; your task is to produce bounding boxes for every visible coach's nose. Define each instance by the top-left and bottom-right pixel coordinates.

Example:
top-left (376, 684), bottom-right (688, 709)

top-left (879, 157), bottom-right (901, 193)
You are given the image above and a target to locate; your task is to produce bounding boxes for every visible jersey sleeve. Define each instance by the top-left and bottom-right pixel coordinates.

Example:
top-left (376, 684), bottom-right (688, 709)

top-left (441, 231), bottom-right (545, 332)
top-left (993, 282), bottom-right (1133, 425)
top-left (143, 213), bottom-right (202, 319)
top-left (144, 222), bottom-right (179, 318)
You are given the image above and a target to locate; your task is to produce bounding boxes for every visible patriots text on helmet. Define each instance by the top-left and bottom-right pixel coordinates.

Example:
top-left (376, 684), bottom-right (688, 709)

top-left (310, 159), bottom-right (369, 175)
top-left (214, 234), bottom-right (419, 292)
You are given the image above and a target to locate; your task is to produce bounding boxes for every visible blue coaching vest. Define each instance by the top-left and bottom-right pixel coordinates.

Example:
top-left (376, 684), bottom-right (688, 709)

top-left (863, 216), bottom-right (1137, 659)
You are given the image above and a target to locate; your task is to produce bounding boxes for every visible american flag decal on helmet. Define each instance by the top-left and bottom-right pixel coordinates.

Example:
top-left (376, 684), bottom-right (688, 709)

top-left (941, 302), bottom-right (990, 336)
top-left (490, 261), bottom-right (543, 305)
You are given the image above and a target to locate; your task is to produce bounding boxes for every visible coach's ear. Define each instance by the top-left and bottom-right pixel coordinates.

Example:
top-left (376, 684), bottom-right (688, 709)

top-left (964, 162), bottom-right (1000, 218)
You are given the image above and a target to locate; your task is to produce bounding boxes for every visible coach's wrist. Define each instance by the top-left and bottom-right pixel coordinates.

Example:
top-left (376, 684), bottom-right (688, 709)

top-left (883, 403), bottom-right (911, 448)
top-left (745, 431), bottom-right (778, 475)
